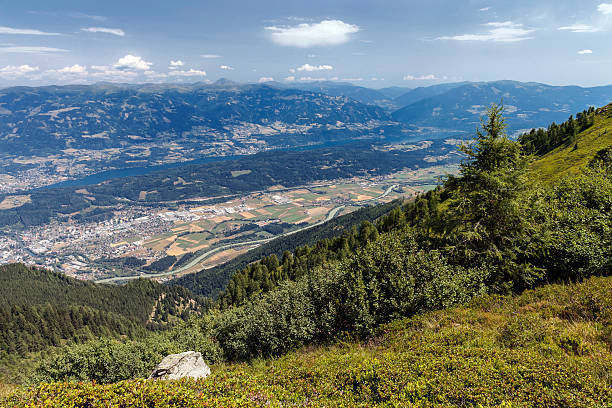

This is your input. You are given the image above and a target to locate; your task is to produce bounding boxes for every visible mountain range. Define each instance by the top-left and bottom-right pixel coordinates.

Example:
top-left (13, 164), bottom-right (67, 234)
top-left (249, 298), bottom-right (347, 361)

top-left (1, 79), bottom-right (612, 190)
top-left (0, 81), bottom-right (393, 158)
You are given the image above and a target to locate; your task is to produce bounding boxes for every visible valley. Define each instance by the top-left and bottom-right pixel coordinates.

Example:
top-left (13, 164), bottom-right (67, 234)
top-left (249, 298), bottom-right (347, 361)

top-left (0, 161), bottom-right (457, 281)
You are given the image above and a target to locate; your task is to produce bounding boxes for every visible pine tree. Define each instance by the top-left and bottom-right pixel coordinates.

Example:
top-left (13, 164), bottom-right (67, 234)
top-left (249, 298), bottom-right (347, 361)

top-left (442, 103), bottom-right (542, 291)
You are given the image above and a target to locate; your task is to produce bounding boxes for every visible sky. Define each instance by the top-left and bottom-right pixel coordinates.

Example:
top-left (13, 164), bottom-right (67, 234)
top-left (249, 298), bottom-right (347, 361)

top-left (0, 0), bottom-right (611, 88)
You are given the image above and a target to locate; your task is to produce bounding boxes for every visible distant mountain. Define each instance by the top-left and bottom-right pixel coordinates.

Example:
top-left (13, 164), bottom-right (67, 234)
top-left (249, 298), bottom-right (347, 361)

top-left (279, 81), bottom-right (399, 110)
top-left (392, 81), bottom-right (612, 135)
top-left (0, 82), bottom-right (394, 158)
top-left (394, 82), bottom-right (469, 107)
top-left (376, 86), bottom-right (412, 99)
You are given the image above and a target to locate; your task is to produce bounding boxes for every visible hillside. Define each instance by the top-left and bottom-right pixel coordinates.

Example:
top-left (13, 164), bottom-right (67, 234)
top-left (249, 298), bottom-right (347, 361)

top-left (530, 103), bottom-right (612, 183)
top-left (0, 82), bottom-right (391, 157)
top-left (0, 264), bottom-right (205, 358)
top-left (5, 276), bottom-right (611, 407)
top-left (279, 81), bottom-right (399, 110)
top-left (393, 81), bottom-right (468, 107)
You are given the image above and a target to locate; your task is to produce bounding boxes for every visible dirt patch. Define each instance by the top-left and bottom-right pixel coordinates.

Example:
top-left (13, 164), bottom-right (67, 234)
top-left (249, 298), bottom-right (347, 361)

top-left (231, 170), bottom-right (252, 177)
top-left (307, 207), bottom-right (330, 217)
top-left (0, 195), bottom-right (31, 210)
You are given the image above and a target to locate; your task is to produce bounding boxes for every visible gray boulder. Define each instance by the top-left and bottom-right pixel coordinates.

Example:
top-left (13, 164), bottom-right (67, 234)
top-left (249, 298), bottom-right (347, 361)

top-left (149, 351), bottom-right (211, 380)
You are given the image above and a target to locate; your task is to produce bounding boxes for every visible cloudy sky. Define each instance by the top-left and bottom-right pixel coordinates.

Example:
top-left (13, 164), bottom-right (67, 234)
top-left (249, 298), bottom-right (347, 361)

top-left (1, 0), bottom-right (611, 88)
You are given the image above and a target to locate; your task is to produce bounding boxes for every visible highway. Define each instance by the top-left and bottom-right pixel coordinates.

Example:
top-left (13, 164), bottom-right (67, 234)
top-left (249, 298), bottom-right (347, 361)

top-left (95, 184), bottom-right (397, 284)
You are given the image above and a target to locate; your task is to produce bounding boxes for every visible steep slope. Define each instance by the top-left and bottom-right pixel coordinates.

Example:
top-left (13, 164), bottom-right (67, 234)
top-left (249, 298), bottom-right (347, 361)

top-left (392, 81), bottom-right (612, 135)
top-left (530, 103), bottom-right (612, 183)
top-left (0, 263), bottom-right (203, 325)
top-left (0, 263), bottom-right (205, 356)
top-left (2, 104), bottom-right (610, 405)
top-left (6, 276), bottom-right (611, 407)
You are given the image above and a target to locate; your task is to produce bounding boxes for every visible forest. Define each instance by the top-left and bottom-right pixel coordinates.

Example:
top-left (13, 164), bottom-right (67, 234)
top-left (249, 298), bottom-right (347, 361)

top-left (0, 264), bottom-right (207, 359)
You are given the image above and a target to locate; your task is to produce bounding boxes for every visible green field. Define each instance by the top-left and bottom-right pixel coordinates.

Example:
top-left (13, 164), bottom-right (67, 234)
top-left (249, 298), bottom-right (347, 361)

top-left (531, 111), bottom-right (612, 184)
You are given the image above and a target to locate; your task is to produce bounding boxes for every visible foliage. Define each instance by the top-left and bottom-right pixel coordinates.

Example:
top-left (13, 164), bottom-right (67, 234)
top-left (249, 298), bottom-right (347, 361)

top-left (5, 276), bottom-right (612, 407)
top-left (436, 104), bottom-right (541, 291)
top-left (519, 107), bottom-right (596, 156)
top-left (0, 264), bottom-right (205, 361)
top-left (534, 164), bottom-right (612, 281)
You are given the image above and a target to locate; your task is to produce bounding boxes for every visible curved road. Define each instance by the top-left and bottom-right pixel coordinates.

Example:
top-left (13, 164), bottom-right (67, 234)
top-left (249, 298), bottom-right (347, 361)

top-left (95, 184), bottom-right (397, 284)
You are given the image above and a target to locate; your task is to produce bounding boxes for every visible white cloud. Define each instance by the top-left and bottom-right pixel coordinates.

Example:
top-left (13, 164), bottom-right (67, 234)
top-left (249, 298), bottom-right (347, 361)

top-left (258, 77), bottom-right (274, 83)
top-left (404, 74), bottom-right (447, 81)
top-left (42, 65), bottom-right (89, 82)
top-left (342, 77), bottom-right (364, 82)
top-left (113, 55), bottom-right (152, 70)
top-left (90, 65), bottom-right (139, 81)
top-left (284, 76), bottom-right (296, 82)
top-left (558, 4), bottom-right (612, 33)
top-left (480, 7), bottom-right (491, 11)
top-left (558, 24), bottom-right (600, 33)
top-left (81, 27), bottom-right (125, 36)
top-left (0, 26), bottom-right (60, 36)
top-left (307, 54), bottom-right (318, 58)
top-left (299, 76), bottom-right (328, 81)
top-left (438, 21), bottom-right (534, 42)
top-left (598, 3), bottom-right (612, 14)
top-left (168, 69), bottom-right (207, 77)
top-left (295, 63), bottom-right (333, 72)
top-left (68, 12), bottom-right (107, 21)
top-left (265, 19), bottom-right (359, 47)
top-left (578, 49), bottom-right (593, 54)
top-left (0, 46), bottom-right (68, 54)
top-left (170, 60), bottom-right (184, 67)
top-left (201, 54), bottom-right (222, 58)
top-left (220, 65), bottom-right (234, 70)
top-left (58, 64), bottom-right (87, 73)
top-left (0, 64), bottom-right (39, 79)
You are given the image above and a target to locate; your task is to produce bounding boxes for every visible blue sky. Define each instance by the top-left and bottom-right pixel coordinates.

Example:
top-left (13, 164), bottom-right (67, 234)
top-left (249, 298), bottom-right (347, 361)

top-left (1, 0), bottom-right (611, 88)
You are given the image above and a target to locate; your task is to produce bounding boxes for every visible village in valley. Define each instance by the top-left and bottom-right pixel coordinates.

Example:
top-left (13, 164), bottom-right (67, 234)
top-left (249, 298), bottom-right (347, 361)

top-left (0, 164), bottom-right (455, 281)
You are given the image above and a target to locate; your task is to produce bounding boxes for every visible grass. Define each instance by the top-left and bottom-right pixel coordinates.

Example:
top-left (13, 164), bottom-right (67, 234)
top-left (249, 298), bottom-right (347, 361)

top-left (531, 107), bottom-right (612, 185)
top-left (4, 276), bottom-right (611, 407)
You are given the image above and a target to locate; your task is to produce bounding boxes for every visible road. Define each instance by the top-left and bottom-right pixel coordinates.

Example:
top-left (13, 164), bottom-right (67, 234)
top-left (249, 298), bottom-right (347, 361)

top-left (95, 184), bottom-right (397, 284)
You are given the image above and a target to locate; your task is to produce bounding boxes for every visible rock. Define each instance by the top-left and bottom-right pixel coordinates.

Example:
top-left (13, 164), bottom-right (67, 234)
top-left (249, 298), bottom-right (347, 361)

top-left (149, 351), bottom-right (211, 380)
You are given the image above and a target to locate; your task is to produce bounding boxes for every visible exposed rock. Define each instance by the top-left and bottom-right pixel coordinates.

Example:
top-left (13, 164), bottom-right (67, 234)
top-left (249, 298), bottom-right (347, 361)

top-left (149, 351), bottom-right (211, 380)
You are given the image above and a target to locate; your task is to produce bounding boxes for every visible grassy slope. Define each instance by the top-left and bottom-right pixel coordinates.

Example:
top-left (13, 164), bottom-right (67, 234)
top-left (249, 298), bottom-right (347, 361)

top-left (531, 103), bottom-right (612, 184)
top-left (5, 276), bottom-right (611, 407)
